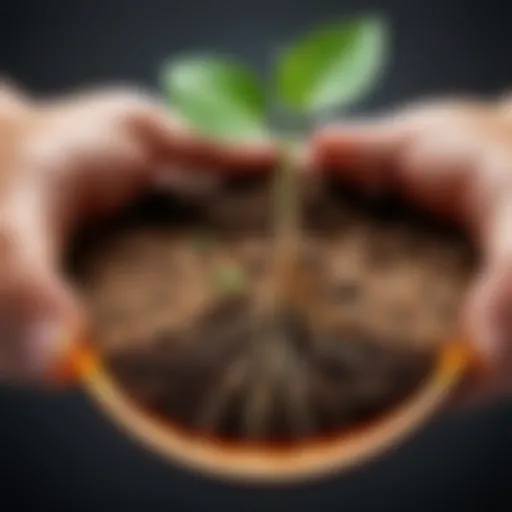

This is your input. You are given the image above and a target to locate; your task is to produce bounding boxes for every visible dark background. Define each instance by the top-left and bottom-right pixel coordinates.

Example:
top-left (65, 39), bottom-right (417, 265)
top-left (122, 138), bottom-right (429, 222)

top-left (1, 0), bottom-right (512, 510)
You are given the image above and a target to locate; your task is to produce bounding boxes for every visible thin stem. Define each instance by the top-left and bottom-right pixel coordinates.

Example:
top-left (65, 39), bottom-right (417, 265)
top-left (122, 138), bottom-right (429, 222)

top-left (269, 141), bottom-right (303, 308)
top-left (267, 139), bottom-right (329, 329)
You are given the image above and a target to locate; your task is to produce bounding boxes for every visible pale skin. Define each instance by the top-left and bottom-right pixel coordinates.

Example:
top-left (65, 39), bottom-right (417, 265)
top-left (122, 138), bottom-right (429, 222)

top-left (313, 95), bottom-right (512, 404)
top-left (0, 82), bottom-right (275, 382)
top-left (0, 82), bottom-right (511, 405)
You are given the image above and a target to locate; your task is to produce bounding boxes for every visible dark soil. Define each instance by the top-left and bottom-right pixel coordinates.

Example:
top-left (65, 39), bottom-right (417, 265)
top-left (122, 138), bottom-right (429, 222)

top-left (68, 173), bottom-right (476, 444)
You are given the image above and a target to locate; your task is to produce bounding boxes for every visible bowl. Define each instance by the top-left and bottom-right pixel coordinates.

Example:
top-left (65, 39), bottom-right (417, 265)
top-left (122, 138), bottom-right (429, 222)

top-left (56, 173), bottom-right (480, 485)
top-left (58, 337), bottom-right (472, 484)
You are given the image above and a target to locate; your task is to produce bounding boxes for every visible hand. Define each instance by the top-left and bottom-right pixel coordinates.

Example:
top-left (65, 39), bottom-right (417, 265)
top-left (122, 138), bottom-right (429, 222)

top-left (0, 82), bottom-right (274, 384)
top-left (312, 94), bottom-right (512, 405)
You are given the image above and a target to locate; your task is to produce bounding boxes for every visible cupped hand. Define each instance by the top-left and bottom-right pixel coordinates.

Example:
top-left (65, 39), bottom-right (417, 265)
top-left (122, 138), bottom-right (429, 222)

top-left (312, 94), bottom-right (512, 404)
top-left (4, 80), bottom-right (512, 405)
top-left (0, 82), bottom-right (274, 384)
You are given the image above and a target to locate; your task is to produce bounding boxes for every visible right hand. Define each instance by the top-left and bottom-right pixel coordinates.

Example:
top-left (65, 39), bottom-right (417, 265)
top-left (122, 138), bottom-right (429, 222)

top-left (311, 94), bottom-right (512, 405)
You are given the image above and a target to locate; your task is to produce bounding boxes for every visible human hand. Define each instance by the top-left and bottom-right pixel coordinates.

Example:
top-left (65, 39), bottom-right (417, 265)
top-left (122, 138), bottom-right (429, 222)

top-left (0, 82), bottom-right (274, 384)
top-left (312, 94), bottom-right (512, 405)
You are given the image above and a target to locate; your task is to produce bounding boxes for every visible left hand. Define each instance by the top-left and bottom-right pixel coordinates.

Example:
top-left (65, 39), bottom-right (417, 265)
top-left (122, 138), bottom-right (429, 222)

top-left (0, 82), bottom-right (275, 384)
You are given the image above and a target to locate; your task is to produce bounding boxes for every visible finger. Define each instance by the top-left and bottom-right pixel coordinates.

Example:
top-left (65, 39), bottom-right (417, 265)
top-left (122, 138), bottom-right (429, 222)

top-left (456, 198), bottom-right (512, 407)
top-left (457, 268), bottom-right (512, 409)
top-left (475, 197), bottom-right (512, 363)
top-left (311, 110), bottom-right (472, 194)
top-left (41, 87), bottom-right (278, 176)
top-left (311, 119), bottom-right (409, 193)
top-left (0, 183), bottom-right (82, 385)
top-left (313, 114), bottom-right (510, 234)
top-left (312, 117), bottom-right (469, 219)
top-left (0, 269), bottom-right (80, 384)
top-left (62, 132), bottom-right (153, 221)
top-left (396, 129), bottom-right (485, 224)
top-left (130, 103), bottom-right (278, 175)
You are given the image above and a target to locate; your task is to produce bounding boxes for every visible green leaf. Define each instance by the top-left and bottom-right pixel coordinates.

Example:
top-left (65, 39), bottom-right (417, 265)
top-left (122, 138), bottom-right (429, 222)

top-left (276, 16), bottom-right (389, 114)
top-left (212, 264), bottom-right (248, 295)
top-left (161, 56), bottom-right (268, 142)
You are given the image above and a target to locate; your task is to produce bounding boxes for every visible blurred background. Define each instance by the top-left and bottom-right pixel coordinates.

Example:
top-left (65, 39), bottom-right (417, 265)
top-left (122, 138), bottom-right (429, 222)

top-left (1, 0), bottom-right (512, 510)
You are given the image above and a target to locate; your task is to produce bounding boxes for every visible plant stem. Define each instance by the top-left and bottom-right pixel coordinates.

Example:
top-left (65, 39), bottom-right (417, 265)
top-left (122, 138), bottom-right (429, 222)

top-left (270, 140), bottom-right (303, 308)
top-left (268, 139), bottom-right (329, 330)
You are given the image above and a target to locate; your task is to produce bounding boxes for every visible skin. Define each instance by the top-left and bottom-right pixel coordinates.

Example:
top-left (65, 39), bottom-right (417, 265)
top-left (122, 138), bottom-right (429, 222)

top-left (312, 94), bottom-right (512, 404)
top-left (0, 81), bottom-right (511, 406)
top-left (0, 81), bottom-right (275, 383)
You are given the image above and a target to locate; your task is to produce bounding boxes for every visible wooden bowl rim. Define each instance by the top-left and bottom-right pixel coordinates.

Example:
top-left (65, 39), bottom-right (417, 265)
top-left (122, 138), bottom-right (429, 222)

top-left (75, 339), bottom-right (470, 484)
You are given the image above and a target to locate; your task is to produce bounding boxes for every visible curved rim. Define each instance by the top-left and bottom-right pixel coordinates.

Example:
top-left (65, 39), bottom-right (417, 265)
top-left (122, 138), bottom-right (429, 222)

top-left (73, 339), bottom-right (471, 485)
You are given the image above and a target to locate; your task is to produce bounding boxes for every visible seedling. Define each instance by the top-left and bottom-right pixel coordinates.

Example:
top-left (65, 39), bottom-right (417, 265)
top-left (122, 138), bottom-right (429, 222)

top-left (212, 263), bottom-right (249, 296)
top-left (72, 19), bottom-right (476, 463)
top-left (161, 16), bottom-right (389, 316)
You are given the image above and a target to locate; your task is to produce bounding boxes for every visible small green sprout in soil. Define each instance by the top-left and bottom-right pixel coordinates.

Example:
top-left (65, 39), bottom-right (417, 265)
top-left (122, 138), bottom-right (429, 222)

top-left (72, 16), bottom-right (474, 447)
top-left (212, 263), bottom-right (249, 296)
top-left (162, 14), bottom-right (388, 313)
top-left (154, 15), bottom-right (397, 439)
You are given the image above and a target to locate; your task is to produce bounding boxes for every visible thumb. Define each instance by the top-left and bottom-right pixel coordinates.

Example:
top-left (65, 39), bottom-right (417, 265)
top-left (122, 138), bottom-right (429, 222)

top-left (459, 197), bottom-right (512, 406)
top-left (0, 181), bottom-right (82, 385)
top-left (0, 267), bottom-right (80, 384)
top-left (311, 119), bottom-right (408, 193)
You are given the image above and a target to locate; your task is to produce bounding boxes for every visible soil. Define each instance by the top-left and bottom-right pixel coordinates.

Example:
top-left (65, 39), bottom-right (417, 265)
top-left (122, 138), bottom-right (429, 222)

top-left (68, 173), bottom-right (476, 444)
